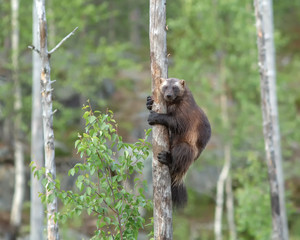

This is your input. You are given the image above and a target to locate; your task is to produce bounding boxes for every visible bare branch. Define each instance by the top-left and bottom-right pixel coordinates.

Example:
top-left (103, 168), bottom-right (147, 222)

top-left (28, 45), bottom-right (41, 55)
top-left (51, 109), bottom-right (57, 116)
top-left (48, 27), bottom-right (78, 55)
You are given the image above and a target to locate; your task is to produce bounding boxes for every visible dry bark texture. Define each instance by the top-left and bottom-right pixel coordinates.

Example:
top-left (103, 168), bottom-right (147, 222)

top-left (254, 0), bottom-right (288, 239)
top-left (149, 0), bottom-right (173, 239)
top-left (30, 1), bottom-right (44, 239)
top-left (35, 0), bottom-right (59, 239)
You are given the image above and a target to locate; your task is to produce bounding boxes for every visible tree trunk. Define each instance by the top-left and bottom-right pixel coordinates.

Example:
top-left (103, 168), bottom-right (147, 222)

top-left (214, 53), bottom-right (236, 240)
top-left (214, 144), bottom-right (230, 240)
top-left (10, 0), bottom-right (25, 237)
top-left (149, 0), bottom-right (173, 239)
top-left (226, 175), bottom-right (237, 240)
top-left (129, 1), bottom-right (141, 47)
top-left (35, 0), bottom-right (59, 239)
top-left (254, 0), bottom-right (288, 239)
top-left (30, 1), bottom-right (44, 239)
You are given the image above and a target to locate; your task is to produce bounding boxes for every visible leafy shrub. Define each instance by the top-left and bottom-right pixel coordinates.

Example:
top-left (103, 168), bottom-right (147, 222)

top-left (32, 104), bottom-right (152, 239)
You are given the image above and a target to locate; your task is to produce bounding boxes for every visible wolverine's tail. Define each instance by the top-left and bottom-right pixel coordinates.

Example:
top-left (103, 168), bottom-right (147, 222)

top-left (171, 183), bottom-right (187, 208)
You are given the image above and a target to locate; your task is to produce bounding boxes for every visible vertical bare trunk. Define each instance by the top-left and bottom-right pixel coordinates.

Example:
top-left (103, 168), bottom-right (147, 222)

top-left (47, 0), bottom-right (56, 48)
top-left (214, 145), bottom-right (230, 240)
top-left (10, 0), bottom-right (25, 237)
top-left (214, 54), bottom-right (236, 240)
top-left (108, 1), bottom-right (116, 42)
top-left (35, 0), bottom-right (59, 239)
top-left (226, 175), bottom-right (237, 240)
top-left (149, 0), bottom-right (173, 239)
top-left (254, 0), bottom-right (288, 239)
top-left (30, 1), bottom-right (44, 239)
top-left (129, 1), bottom-right (141, 47)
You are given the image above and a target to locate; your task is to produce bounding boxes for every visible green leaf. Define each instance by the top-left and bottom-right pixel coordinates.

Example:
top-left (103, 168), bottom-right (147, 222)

top-left (88, 115), bottom-right (97, 124)
top-left (68, 168), bottom-right (75, 176)
top-left (104, 217), bottom-right (111, 224)
top-left (74, 139), bottom-right (81, 149)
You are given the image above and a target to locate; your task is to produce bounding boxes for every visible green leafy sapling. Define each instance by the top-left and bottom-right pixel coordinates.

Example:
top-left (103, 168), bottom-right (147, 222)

top-left (31, 104), bottom-right (152, 239)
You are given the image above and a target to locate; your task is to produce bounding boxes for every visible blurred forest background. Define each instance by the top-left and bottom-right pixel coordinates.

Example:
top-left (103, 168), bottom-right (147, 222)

top-left (0, 0), bottom-right (300, 239)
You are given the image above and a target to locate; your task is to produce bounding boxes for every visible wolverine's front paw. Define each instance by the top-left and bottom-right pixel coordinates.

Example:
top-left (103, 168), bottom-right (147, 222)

top-left (146, 96), bottom-right (154, 110)
top-left (158, 151), bottom-right (172, 167)
top-left (147, 111), bottom-right (159, 125)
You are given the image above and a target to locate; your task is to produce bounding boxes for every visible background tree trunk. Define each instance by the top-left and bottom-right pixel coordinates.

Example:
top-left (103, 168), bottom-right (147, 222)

top-left (10, 0), bottom-right (25, 237)
top-left (129, 1), bottom-right (141, 47)
top-left (149, 0), bottom-right (173, 239)
top-left (35, 0), bottom-right (59, 239)
top-left (214, 145), bottom-right (230, 240)
top-left (254, 0), bottom-right (288, 239)
top-left (30, 1), bottom-right (44, 239)
top-left (214, 53), bottom-right (236, 240)
top-left (226, 175), bottom-right (237, 240)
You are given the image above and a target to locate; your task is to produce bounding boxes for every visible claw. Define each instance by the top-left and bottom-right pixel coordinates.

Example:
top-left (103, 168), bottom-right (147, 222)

top-left (146, 96), bottom-right (154, 110)
top-left (157, 151), bottom-right (171, 167)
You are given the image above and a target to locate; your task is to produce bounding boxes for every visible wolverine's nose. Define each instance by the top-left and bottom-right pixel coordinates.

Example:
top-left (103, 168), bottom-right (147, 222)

top-left (166, 94), bottom-right (172, 99)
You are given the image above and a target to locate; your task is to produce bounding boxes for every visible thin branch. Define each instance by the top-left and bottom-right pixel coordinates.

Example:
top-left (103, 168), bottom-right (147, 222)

top-left (28, 45), bottom-right (41, 55)
top-left (48, 27), bottom-right (78, 55)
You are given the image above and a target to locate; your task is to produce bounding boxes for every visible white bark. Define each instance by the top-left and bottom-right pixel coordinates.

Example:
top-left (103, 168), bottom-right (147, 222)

top-left (214, 54), bottom-right (236, 240)
top-left (35, 0), bottom-right (59, 239)
top-left (254, 0), bottom-right (288, 239)
top-left (149, 0), bottom-right (173, 239)
top-left (30, 1), bottom-right (44, 239)
top-left (10, 0), bottom-right (25, 236)
top-left (214, 144), bottom-right (230, 240)
top-left (226, 175), bottom-right (237, 240)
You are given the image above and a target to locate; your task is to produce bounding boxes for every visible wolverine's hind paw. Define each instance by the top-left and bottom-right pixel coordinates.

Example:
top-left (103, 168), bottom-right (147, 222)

top-left (157, 151), bottom-right (172, 167)
top-left (146, 96), bottom-right (154, 110)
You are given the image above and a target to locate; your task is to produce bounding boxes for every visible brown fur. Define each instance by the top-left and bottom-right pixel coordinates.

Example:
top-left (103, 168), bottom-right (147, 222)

top-left (147, 78), bottom-right (211, 208)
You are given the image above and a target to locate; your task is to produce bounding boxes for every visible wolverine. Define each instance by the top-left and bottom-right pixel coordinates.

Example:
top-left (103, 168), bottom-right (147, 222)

top-left (147, 77), bottom-right (211, 208)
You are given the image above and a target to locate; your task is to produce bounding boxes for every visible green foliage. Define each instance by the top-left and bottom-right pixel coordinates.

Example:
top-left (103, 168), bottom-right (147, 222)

top-left (234, 152), bottom-right (271, 240)
top-left (32, 105), bottom-right (152, 239)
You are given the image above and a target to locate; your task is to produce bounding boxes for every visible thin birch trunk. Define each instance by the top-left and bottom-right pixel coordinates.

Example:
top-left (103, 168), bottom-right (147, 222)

top-left (149, 0), bottom-right (173, 239)
top-left (30, 1), bottom-right (44, 239)
top-left (129, 1), bottom-right (141, 47)
top-left (10, 0), bottom-right (25, 237)
top-left (254, 0), bottom-right (288, 239)
top-left (35, 0), bottom-right (59, 239)
top-left (226, 175), bottom-right (237, 240)
top-left (214, 145), bottom-right (230, 240)
top-left (214, 54), bottom-right (236, 240)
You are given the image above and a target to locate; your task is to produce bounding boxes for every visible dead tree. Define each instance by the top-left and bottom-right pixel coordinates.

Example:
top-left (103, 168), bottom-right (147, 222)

top-left (33, 0), bottom-right (77, 239)
top-left (149, 0), bottom-right (173, 239)
top-left (30, 1), bottom-right (44, 239)
top-left (254, 0), bottom-right (288, 239)
top-left (10, 0), bottom-right (25, 237)
top-left (214, 52), bottom-right (237, 240)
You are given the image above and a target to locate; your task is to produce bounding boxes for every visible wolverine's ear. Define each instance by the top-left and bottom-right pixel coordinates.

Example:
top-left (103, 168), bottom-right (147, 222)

top-left (180, 79), bottom-right (185, 87)
top-left (160, 78), bottom-right (166, 84)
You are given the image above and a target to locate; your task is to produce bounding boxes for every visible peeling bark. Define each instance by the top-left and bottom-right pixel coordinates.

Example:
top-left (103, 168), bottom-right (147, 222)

top-left (149, 0), bottom-right (173, 239)
top-left (35, 0), bottom-right (59, 239)
top-left (254, 0), bottom-right (288, 239)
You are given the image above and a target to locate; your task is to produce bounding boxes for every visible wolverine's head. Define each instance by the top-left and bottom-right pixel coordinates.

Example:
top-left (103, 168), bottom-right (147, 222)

top-left (159, 78), bottom-right (186, 102)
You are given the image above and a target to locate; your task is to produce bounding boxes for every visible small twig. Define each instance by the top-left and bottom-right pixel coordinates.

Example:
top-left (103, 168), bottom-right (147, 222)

top-left (51, 109), bottom-right (57, 116)
top-left (28, 45), bottom-right (41, 55)
top-left (48, 27), bottom-right (78, 55)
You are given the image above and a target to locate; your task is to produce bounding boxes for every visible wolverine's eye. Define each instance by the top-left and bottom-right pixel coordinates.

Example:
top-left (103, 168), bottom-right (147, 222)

top-left (172, 86), bottom-right (179, 92)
